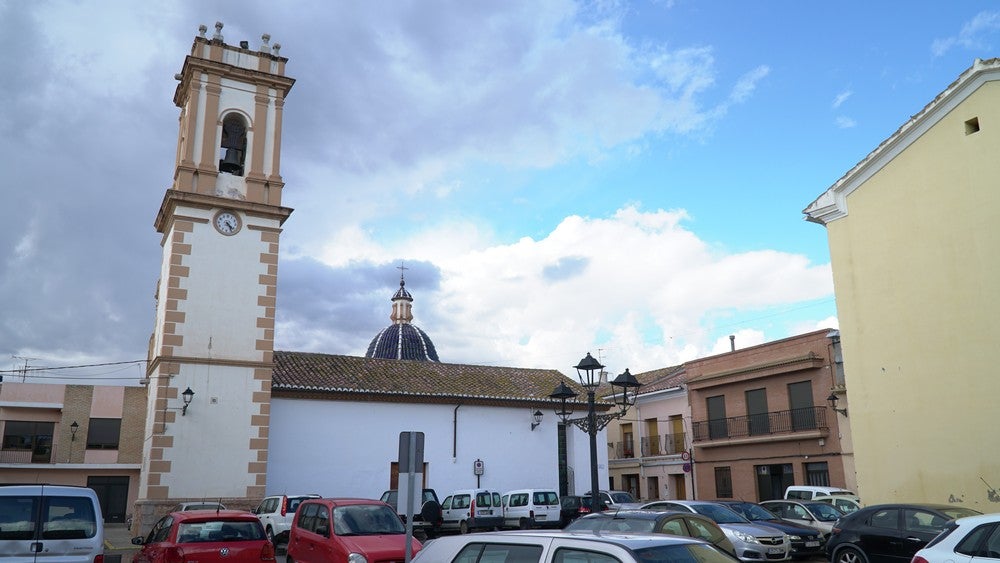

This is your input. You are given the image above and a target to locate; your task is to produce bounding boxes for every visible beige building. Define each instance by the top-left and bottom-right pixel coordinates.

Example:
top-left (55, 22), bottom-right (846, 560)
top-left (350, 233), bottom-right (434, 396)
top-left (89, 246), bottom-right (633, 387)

top-left (607, 365), bottom-right (692, 502)
top-left (804, 58), bottom-right (1000, 510)
top-left (0, 382), bottom-right (145, 523)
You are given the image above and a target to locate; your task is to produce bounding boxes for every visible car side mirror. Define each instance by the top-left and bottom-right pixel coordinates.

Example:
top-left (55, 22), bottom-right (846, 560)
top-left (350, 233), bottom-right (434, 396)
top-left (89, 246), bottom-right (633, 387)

top-left (316, 525), bottom-right (330, 537)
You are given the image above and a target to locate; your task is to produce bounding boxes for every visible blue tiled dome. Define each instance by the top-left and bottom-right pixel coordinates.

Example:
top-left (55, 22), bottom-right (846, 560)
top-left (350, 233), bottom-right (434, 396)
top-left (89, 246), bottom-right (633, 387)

top-left (366, 324), bottom-right (440, 362)
top-left (365, 274), bottom-right (440, 362)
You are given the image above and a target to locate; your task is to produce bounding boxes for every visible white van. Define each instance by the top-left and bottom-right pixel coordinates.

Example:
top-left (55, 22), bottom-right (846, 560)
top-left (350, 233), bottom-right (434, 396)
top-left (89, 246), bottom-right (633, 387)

top-left (440, 489), bottom-right (502, 534)
top-left (501, 489), bottom-right (561, 529)
top-left (0, 484), bottom-right (104, 563)
top-left (784, 485), bottom-right (860, 502)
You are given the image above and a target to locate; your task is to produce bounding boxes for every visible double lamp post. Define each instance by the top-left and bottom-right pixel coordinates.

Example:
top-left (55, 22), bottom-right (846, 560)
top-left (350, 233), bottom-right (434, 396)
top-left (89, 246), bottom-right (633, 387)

top-left (549, 352), bottom-right (642, 510)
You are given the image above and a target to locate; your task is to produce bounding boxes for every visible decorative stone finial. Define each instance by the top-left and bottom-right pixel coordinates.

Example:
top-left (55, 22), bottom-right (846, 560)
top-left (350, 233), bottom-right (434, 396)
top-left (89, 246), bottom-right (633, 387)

top-left (213, 21), bottom-right (224, 41)
top-left (198, 24), bottom-right (208, 38)
top-left (260, 33), bottom-right (271, 54)
top-left (273, 43), bottom-right (281, 56)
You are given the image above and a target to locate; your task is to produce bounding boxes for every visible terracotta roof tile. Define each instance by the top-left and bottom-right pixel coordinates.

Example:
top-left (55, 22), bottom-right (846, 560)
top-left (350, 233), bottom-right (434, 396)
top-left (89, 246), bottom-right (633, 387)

top-left (272, 351), bottom-right (614, 410)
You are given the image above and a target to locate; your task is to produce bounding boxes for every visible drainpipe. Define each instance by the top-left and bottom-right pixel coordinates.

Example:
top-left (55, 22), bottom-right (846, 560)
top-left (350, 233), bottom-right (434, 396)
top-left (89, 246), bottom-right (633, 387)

top-left (452, 404), bottom-right (462, 460)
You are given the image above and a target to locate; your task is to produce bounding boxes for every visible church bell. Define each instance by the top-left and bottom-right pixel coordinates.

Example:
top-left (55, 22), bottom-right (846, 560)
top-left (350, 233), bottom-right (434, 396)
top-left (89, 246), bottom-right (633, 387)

top-left (219, 149), bottom-right (243, 175)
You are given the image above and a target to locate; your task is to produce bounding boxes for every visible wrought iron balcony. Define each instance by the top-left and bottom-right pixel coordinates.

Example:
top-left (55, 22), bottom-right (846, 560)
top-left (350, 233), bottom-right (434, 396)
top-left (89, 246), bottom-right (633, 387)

top-left (640, 432), bottom-right (687, 456)
top-left (691, 407), bottom-right (828, 442)
top-left (611, 432), bottom-right (688, 460)
top-left (611, 439), bottom-right (636, 459)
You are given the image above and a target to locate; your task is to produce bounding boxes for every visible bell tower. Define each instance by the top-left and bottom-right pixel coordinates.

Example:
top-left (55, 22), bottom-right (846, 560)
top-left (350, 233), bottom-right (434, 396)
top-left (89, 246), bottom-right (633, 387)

top-left (135, 22), bottom-right (294, 531)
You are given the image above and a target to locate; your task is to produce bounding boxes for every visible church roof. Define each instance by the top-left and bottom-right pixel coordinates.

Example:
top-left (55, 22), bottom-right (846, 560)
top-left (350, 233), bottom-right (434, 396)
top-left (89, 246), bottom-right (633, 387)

top-left (271, 351), bottom-right (611, 410)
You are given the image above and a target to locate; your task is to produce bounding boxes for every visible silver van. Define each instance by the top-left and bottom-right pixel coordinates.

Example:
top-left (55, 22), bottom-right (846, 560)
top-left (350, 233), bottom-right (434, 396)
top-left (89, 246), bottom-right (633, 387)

top-left (0, 484), bottom-right (104, 563)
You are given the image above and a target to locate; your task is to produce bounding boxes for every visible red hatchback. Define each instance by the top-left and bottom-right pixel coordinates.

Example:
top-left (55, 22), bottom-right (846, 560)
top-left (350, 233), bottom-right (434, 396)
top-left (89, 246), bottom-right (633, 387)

top-left (287, 498), bottom-right (422, 563)
top-left (132, 510), bottom-right (276, 563)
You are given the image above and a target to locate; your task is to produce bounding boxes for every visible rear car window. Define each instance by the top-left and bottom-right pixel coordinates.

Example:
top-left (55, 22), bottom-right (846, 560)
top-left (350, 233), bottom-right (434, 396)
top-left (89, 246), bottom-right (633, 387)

top-left (533, 492), bottom-right (558, 505)
top-left (0, 496), bottom-right (38, 540)
top-left (476, 493), bottom-right (493, 507)
top-left (177, 520), bottom-right (265, 542)
top-left (42, 496), bottom-right (99, 539)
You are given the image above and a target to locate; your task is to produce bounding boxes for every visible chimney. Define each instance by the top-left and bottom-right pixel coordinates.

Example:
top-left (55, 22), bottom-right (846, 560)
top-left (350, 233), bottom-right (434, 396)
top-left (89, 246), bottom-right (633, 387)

top-left (729, 335), bottom-right (736, 351)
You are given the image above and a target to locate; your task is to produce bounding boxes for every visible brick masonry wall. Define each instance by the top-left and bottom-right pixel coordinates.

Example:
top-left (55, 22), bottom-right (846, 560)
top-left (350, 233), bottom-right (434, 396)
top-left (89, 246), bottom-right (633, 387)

top-left (120, 387), bottom-right (147, 463)
top-left (63, 386), bottom-right (94, 464)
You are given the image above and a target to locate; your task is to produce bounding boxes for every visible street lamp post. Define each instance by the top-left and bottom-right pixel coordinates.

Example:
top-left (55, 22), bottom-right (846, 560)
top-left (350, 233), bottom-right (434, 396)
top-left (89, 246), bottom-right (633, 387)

top-left (549, 353), bottom-right (641, 510)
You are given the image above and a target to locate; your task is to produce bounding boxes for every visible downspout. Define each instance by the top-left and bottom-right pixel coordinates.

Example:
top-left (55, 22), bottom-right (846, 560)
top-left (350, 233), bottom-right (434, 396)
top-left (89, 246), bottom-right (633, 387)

top-left (452, 404), bottom-right (462, 460)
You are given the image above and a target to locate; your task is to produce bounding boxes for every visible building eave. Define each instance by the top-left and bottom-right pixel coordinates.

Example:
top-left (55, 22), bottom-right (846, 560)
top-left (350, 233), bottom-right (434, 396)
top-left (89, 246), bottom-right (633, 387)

top-left (803, 57), bottom-right (1000, 225)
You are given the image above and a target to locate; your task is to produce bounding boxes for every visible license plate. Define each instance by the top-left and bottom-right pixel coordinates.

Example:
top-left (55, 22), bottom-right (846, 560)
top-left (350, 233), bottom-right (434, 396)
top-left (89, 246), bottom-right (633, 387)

top-left (805, 542), bottom-right (820, 547)
top-left (768, 548), bottom-right (784, 554)
top-left (536, 515), bottom-right (547, 520)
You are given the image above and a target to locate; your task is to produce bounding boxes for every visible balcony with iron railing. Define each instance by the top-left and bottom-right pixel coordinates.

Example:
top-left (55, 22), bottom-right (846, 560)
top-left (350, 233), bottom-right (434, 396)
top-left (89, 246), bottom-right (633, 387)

top-left (0, 444), bottom-right (76, 464)
top-left (611, 432), bottom-right (687, 460)
top-left (691, 406), bottom-right (828, 444)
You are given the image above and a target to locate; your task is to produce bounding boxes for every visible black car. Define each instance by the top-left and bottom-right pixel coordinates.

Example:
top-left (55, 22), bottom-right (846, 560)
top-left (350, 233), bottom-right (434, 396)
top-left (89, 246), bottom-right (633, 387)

top-left (559, 495), bottom-right (592, 527)
top-left (716, 500), bottom-right (826, 559)
top-left (826, 503), bottom-right (981, 563)
top-left (379, 488), bottom-right (443, 539)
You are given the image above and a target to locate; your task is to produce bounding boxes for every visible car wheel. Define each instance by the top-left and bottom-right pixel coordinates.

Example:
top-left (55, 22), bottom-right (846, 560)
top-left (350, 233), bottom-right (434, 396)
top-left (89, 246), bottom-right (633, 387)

top-left (835, 546), bottom-right (868, 563)
top-left (460, 520), bottom-right (469, 534)
top-left (519, 518), bottom-right (531, 530)
top-left (265, 526), bottom-right (275, 544)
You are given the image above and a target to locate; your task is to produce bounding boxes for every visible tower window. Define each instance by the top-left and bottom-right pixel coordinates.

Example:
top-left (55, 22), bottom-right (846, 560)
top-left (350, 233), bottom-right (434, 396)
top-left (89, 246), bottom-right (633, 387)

top-left (219, 114), bottom-right (248, 176)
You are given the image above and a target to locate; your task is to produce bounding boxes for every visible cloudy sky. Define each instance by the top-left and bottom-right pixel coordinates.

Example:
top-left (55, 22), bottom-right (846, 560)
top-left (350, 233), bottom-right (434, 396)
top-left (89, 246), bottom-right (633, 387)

top-left (2, 1), bottom-right (998, 385)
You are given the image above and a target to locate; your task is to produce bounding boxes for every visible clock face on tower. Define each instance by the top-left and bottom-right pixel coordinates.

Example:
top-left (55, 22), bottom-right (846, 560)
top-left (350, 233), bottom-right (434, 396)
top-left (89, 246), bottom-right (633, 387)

top-left (213, 210), bottom-right (242, 235)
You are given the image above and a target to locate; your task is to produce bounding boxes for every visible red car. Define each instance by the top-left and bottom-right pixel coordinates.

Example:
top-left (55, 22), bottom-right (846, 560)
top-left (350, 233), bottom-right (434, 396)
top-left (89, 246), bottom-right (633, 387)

top-left (287, 498), bottom-right (422, 563)
top-left (132, 510), bottom-right (276, 563)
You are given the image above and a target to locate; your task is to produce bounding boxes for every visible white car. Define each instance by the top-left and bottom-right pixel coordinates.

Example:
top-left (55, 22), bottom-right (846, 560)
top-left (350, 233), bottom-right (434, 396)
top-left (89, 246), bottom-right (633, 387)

top-left (641, 500), bottom-right (791, 562)
top-left (411, 530), bottom-right (740, 563)
top-left (253, 493), bottom-right (320, 544)
top-left (912, 513), bottom-right (1000, 563)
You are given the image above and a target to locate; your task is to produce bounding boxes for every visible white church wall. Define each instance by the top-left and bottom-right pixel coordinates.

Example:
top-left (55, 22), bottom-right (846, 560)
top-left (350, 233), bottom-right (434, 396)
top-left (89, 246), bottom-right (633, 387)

top-left (266, 397), bottom-right (607, 500)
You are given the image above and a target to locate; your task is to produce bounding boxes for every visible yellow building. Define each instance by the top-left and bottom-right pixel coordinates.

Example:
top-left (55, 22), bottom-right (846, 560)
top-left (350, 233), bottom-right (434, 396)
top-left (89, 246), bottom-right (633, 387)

top-left (804, 58), bottom-right (1000, 510)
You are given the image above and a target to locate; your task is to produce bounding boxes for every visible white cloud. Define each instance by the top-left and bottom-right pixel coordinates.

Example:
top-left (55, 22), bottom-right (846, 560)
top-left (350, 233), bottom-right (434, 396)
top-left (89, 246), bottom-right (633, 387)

top-left (394, 205), bottom-right (836, 373)
top-left (931, 10), bottom-right (1000, 57)
top-left (832, 90), bottom-right (853, 109)
top-left (836, 116), bottom-right (857, 129)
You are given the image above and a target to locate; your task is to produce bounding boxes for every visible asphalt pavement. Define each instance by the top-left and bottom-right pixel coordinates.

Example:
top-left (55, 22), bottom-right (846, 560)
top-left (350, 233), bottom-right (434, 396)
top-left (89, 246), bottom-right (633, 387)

top-left (104, 524), bottom-right (138, 563)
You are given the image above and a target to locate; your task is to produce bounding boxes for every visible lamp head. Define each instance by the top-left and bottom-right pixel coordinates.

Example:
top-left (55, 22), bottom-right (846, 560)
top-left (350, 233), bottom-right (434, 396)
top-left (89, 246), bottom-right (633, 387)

top-left (181, 387), bottom-right (195, 416)
top-left (574, 353), bottom-right (604, 389)
top-left (531, 410), bottom-right (543, 431)
top-left (611, 368), bottom-right (642, 413)
top-left (549, 381), bottom-right (578, 422)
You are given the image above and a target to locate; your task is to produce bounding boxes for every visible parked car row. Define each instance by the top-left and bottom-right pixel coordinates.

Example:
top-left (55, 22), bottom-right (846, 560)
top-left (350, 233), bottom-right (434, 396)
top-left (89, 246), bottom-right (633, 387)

top-left (121, 482), bottom-right (999, 563)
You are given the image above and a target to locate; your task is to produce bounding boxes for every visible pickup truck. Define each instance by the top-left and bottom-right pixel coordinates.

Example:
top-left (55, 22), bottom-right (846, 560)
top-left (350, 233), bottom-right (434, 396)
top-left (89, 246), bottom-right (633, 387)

top-left (380, 488), bottom-right (442, 539)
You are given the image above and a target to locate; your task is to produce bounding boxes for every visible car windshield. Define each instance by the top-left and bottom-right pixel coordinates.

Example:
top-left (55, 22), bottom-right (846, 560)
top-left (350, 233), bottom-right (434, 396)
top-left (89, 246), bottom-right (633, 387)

top-left (611, 492), bottom-right (637, 503)
top-left (634, 542), bottom-right (736, 563)
top-left (692, 504), bottom-right (748, 524)
top-left (804, 503), bottom-right (843, 521)
top-left (333, 504), bottom-right (405, 536)
top-left (730, 503), bottom-right (779, 521)
top-left (177, 519), bottom-right (264, 542)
